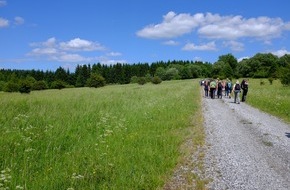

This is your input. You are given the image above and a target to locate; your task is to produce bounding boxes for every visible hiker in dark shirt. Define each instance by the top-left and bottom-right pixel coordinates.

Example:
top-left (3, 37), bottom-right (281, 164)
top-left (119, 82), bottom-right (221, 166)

top-left (217, 80), bottom-right (223, 99)
top-left (241, 79), bottom-right (249, 102)
top-left (204, 80), bottom-right (209, 97)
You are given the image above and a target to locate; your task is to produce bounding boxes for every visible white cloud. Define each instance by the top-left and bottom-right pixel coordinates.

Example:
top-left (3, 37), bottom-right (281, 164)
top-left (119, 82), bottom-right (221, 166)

top-left (0, 17), bottom-right (9, 27)
top-left (107, 52), bottom-right (122, 56)
top-left (59, 38), bottom-right (105, 51)
top-left (137, 11), bottom-right (290, 41)
top-left (58, 53), bottom-right (91, 62)
top-left (271, 49), bottom-right (290, 57)
top-left (14, 16), bottom-right (25, 25)
top-left (163, 40), bottom-right (179, 46)
top-left (223, 40), bottom-right (244, 51)
top-left (136, 11), bottom-right (200, 39)
top-left (238, 56), bottom-right (250, 62)
top-left (182, 41), bottom-right (217, 51)
top-left (27, 37), bottom-right (123, 64)
top-left (0, 0), bottom-right (7, 7)
top-left (30, 47), bottom-right (58, 55)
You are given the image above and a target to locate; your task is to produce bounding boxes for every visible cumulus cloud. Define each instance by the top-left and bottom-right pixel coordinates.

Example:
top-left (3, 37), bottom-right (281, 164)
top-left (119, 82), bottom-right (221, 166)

top-left (182, 41), bottom-right (217, 51)
top-left (59, 38), bottom-right (105, 51)
top-left (97, 56), bottom-right (127, 65)
top-left (223, 40), bottom-right (244, 51)
top-left (107, 52), bottom-right (122, 56)
top-left (137, 11), bottom-right (200, 39)
top-left (0, 17), bottom-right (9, 27)
top-left (14, 16), bottom-right (24, 25)
top-left (163, 40), bottom-right (179, 46)
top-left (27, 37), bottom-right (122, 64)
top-left (137, 11), bottom-right (290, 41)
top-left (271, 49), bottom-right (290, 57)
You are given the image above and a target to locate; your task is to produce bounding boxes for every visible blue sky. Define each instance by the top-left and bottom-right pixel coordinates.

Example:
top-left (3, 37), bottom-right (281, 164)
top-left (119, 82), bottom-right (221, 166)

top-left (1, 0), bottom-right (290, 71)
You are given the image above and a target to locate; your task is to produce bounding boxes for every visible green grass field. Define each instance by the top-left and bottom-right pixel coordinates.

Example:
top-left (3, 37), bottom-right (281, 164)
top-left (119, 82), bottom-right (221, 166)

top-left (245, 79), bottom-right (290, 123)
top-left (0, 79), bottom-right (202, 190)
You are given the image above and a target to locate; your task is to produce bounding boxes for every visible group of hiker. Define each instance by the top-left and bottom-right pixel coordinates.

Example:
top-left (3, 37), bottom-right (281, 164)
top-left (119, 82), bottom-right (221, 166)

top-left (201, 78), bottom-right (249, 104)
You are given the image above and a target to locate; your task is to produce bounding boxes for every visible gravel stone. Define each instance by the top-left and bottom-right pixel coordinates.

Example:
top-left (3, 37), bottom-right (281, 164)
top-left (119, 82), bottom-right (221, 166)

top-left (203, 96), bottom-right (290, 190)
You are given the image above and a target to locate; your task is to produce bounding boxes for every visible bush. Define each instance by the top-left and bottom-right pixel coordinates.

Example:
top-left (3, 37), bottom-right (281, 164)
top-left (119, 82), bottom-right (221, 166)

top-left (137, 77), bottom-right (146, 85)
top-left (4, 82), bottom-right (19, 92)
top-left (145, 74), bottom-right (152, 82)
top-left (86, 74), bottom-right (106, 88)
top-left (0, 81), bottom-right (5, 91)
top-left (32, 80), bottom-right (48, 90)
top-left (51, 80), bottom-right (66, 89)
top-left (279, 65), bottom-right (290, 86)
top-left (151, 76), bottom-right (162, 84)
top-left (260, 80), bottom-right (265, 85)
top-left (130, 76), bottom-right (139, 83)
top-left (268, 78), bottom-right (274, 85)
top-left (19, 80), bottom-right (32, 94)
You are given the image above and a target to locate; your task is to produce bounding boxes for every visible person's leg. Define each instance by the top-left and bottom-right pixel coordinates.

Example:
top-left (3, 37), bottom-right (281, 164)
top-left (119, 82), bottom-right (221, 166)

top-left (234, 91), bottom-right (237, 103)
top-left (242, 90), bottom-right (245, 101)
top-left (243, 90), bottom-right (248, 102)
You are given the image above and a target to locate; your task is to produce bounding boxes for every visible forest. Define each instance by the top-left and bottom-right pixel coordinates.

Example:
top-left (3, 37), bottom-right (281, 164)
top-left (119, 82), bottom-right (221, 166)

top-left (0, 53), bottom-right (290, 93)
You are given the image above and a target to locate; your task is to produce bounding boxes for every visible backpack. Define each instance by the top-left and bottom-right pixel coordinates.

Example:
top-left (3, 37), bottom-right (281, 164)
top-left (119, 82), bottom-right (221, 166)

top-left (210, 81), bottom-right (216, 88)
top-left (227, 82), bottom-right (232, 89)
top-left (235, 84), bottom-right (241, 90)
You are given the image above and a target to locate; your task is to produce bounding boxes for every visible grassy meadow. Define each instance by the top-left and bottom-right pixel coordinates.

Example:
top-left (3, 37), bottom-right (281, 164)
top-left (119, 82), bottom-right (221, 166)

top-left (245, 79), bottom-right (290, 124)
top-left (0, 79), bottom-right (203, 190)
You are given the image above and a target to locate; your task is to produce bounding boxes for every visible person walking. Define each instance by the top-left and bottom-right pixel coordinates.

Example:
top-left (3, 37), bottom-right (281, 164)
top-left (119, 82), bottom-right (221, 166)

top-left (217, 80), bottom-right (223, 99)
top-left (241, 79), bottom-right (249, 102)
top-left (232, 80), bottom-right (241, 104)
top-left (226, 79), bottom-right (232, 99)
top-left (204, 80), bottom-right (209, 97)
top-left (209, 79), bottom-right (217, 99)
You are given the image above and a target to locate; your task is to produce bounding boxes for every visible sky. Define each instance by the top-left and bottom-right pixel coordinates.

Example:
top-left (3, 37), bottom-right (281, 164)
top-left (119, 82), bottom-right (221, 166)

top-left (1, 0), bottom-right (290, 71)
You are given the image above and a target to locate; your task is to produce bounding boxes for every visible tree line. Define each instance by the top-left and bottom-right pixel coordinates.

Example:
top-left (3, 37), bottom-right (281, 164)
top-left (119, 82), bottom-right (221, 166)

top-left (0, 53), bottom-right (289, 93)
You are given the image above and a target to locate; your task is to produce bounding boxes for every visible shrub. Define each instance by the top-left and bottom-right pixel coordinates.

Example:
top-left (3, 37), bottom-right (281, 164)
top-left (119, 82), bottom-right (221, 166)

top-left (279, 65), bottom-right (290, 86)
top-left (145, 74), bottom-right (152, 82)
top-left (0, 81), bottom-right (5, 91)
top-left (260, 80), bottom-right (265, 85)
top-left (51, 80), bottom-right (66, 90)
top-left (86, 74), bottom-right (106, 88)
top-left (130, 76), bottom-right (139, 83)
top-left (137, 77), bottom-right (146, 85)
top-left (32, 80), bottom-right (48, 90)
top-left (19, 80), bottom-right (32, 94)
top-left (4, 82), bottom-right (19, 92)
top-left (151, 76), bottom-right (162, 84)
top-left (268, 78), bottom-right (274, 85)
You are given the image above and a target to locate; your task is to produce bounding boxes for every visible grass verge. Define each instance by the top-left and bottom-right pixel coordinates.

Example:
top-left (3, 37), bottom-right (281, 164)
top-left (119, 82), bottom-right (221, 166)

top-left (245, 78), bottom-right (290, 124)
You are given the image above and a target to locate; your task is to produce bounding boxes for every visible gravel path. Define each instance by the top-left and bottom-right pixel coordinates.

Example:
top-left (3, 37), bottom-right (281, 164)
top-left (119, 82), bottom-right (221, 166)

top-left (203, 95), bottom-right (290, 190)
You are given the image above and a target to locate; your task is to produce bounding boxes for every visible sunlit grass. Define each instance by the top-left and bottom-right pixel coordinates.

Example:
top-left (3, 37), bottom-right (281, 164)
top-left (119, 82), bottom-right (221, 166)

top-left (245, 78), bottom-right (290, 123)
top-left (0, 79), bottom-right (201, 189)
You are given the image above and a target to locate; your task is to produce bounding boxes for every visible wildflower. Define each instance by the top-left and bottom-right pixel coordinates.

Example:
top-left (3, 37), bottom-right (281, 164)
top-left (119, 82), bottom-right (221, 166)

top-left (71, 173), bottom-right (84, 180)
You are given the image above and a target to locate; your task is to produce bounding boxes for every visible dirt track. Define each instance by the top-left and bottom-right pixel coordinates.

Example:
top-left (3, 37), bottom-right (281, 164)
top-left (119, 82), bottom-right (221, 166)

top-left (202, 96), bottom-right (290, 189)
top-left (164, 94), bottom-right (290, 190)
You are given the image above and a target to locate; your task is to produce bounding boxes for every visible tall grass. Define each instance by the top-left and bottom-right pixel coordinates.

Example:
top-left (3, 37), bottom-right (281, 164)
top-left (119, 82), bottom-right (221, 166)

top-left (0, 79), bottom-right (201, 189)
top-left (245, 79), bottom-right (290, 123)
